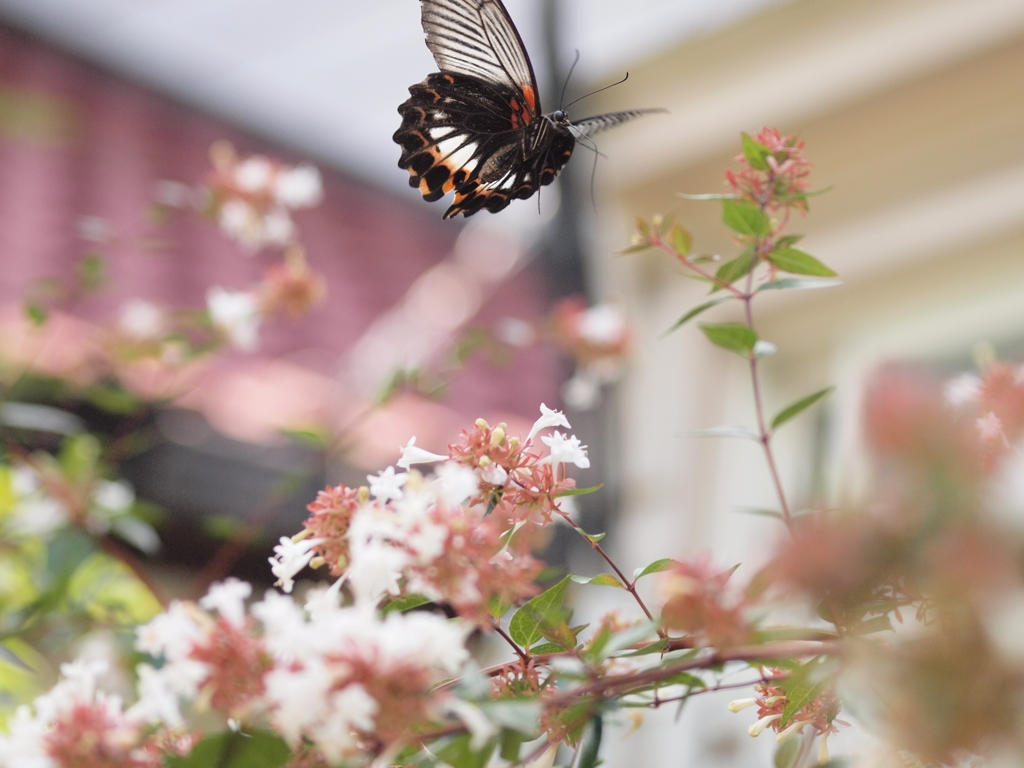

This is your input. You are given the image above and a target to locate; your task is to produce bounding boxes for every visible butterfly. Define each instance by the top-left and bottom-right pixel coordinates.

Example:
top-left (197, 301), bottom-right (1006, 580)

top-left (394, 0), bottom-right (665, 219)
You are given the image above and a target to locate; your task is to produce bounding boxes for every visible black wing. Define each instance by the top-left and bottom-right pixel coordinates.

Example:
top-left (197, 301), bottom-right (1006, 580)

top-left (395, 73), bottom-right (574, 219)
top-left (570, 109), bottom-right (667, 138)
top-left (421, 0), bottom-right (541, 118)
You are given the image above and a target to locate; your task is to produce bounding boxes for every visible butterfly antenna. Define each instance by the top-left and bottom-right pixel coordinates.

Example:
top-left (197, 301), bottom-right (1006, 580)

top-left (559, 49), bottom-right (581, 110)
top-left (572, 134), bottom-right (604, 211)
top-left (563, 72), bottom-right (629, 111)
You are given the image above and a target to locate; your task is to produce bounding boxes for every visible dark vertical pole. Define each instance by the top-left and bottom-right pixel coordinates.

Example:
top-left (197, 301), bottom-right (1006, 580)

top-left (536, 0), bottom-right (614, 576)
top-left (538, 0), bottom-right (589, 301)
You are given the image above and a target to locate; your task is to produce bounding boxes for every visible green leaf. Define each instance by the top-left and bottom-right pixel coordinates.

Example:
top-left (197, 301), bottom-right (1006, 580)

top-left (700, 323), bottom-right (758, 355)
top-left (482, 700), bottom-right (543, 735)
top-left (278, 427), bottom-right (329, 450)
top-left (555, 484), bottom-right (604, 498)
top-left (84, 384), bottom-right (140, 415)
top-left (529, 641), bottom-right (569, 655)
top-left (633, 558), bottom-right (681, 580)
top-left (508, 576), bottom-right (572, 648)
top-left (741, 132), bottom-right (772, 171)
top-left (774, 733), bottom-right (803, 768)
top-left (661, 297), bottom-right (732, 338)
top-left (768, 248), bottom-right (837, 277)
top-left (759, 277), bottom-right (843, 292)
top-left (381, 594), bottom-right (431, 615)
top-left (713, 247), bottom-right (756, 290)
top-left (25, 303), bottom-right (48, 326)
top-left (167, 731), bottom-right (291, 768)
top-left (722, 200), bottom-right (770, 238)
top-left (671, 225), bottom-right (692, 256)
top-left (578, 716), bottom-right (603, 768)
top-left (434, 733), bottom-right (496, 768)
top-left (779, 658), bottom-right (834, 728)
top-left (771, 387), bottom-right (835, 431)
top-left (570, 573), bottom-right (623, 588)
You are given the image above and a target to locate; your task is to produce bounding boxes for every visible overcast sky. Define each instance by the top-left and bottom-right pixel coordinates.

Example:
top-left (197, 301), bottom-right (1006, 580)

top-left (0, 0), bottom-right (782, 190)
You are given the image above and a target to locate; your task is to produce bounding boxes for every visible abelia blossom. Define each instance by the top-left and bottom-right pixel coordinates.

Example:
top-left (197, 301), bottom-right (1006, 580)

top-left (550, 298), bottom-right (630, 386)
top-left (259, 247), bottom-right (327, 319)
top-left (658, 557), bottom-right (753, 648)
top-left (206, 287), bottom-right (262, 351)
top-left (726, 128), bottom-right (812, 212)
top-left (397, 436), bottom-right (448, 470)
top-left (0, 660), bottom-right (158, 768)
top-left (204, 143), bottom-right (323, 252)
top-left (268, 535), bottom-right (322, 594)
top-left (733, 669), bottom-right (846, 764)
top-left (302, 483), bottom-right (363, 576)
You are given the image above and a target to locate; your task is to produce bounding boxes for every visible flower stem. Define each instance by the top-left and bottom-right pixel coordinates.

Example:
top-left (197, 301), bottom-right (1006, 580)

top-left (562, 514), bottom-right (657, 626)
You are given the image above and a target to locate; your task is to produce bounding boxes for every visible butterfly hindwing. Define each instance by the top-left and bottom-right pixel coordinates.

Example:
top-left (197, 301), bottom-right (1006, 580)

top-left (395, 72), bottom-right (574, 218)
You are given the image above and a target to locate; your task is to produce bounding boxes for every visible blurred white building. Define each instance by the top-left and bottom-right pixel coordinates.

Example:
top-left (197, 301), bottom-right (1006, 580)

top-left (585, 0), bottom-right (1024, 763)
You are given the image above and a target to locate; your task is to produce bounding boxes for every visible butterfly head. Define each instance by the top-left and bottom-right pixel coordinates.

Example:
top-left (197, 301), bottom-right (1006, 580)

top-left (549, 110), bottom-right (570, 127)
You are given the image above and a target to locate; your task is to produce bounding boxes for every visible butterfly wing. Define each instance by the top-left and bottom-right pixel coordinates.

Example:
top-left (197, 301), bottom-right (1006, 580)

top-left (395, 73), bottom-right (574, 218)
top-left (570, 109), bottom-right (667, 138)
top-left (420, 0), bottom-right (541, 118)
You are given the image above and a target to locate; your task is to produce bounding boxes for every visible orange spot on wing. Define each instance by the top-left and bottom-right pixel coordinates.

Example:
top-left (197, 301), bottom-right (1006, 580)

top-left (521, 85), bottom-right (537, 114)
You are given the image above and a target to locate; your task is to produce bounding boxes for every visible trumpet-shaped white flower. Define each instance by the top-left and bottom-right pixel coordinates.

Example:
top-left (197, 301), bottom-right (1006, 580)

top-left (269, 536), bottom-right (321, 593)
top-left (397, 436), bottom-right (448, 470)
top-left (539, 432), bottom-right (591, 470)
top-left (199, 578), bottom-right (252, 628)
top-left (527, 403), bottom-right (572, 443)
top-left (368, 466), bottom-right (408, 501)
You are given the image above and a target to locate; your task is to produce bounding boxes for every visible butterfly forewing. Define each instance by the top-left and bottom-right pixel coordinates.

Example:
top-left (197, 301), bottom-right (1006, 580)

top-left (421, 0), bottom-right (540, 114)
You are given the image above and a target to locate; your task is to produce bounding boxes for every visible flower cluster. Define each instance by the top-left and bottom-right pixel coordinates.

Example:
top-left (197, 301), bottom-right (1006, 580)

top-left (4, 578), bottom-right (474, 768)
top-left (0, 659), bottom-right (167, 768)
top-left (657, 557), bottom-right (753, 648)
top-left (726, 128), bottom-right (813, 213)
top-left (731, 668), bottom-right (845, 765)
top-left (549, 298), bottom-right (631, 411)
top-left (205, 141), bottom-right (323, 252)
top-left (276, 405), bottom-right (590, 625)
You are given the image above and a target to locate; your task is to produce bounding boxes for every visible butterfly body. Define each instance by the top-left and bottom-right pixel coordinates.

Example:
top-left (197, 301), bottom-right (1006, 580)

top-left (395, 0), bottom-right (663, 219)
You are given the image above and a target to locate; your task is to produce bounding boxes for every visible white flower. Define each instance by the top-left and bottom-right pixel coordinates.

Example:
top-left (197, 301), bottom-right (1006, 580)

top-left (264, 657), bottom-right (333, 744)
top-left (274, 165), bottom-right (323, 209)
top-left (135, 601), bottom-right (208, 660)
top-left (346, 541), bottom-right (408, 604)
top-left (199, 578), bottom-right (252, 628)
top-left (728, 698), bottom-right (758, 713)
top-left (577, 304), bottom-right (626, 346)
top-left (234, 156), bottom-right (275, 193)
top-left (496, 317), bottom-right (536, 347)
top-left (946, 373), bottom-right (982, 407)
top-left (8, 496), bottom-right (68, 538)
top-left (262, 208), bottom-right (296, 246)
top-left (93, 480), bottom-right (134, 513)
top-left (527, 403), bottom-right (572, 443)
top-left (748, 713), bottom-right (781, 737)
top-left (268, 536), bottom-right (321, 594)
top-left (753, 340), bottom-right (778, 358)
top-left (119, 300), bottom-right (164, 340)
top-left (218, 199), bottom-right (260, 248)
top-left (977, 411), bottom-right (1005, 442)
top-left (435, 462), bottom-right (479, 507)
top-left (539, 432), bottom-right (590, 469)
top-left (397, 436), bottom-right (448, 470)
top-left (312, 685), bottom-right (378, 764)
top-left (207, 287), bottom-right (262, 351)
top-left (562, 373), bottom-right (601, 411)
top-left (480, 462), bottom-right (508, 486)
top-left (128, 664), bottom-right (183, 728)
top-left (368, 466), bottom-right (408, 501)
